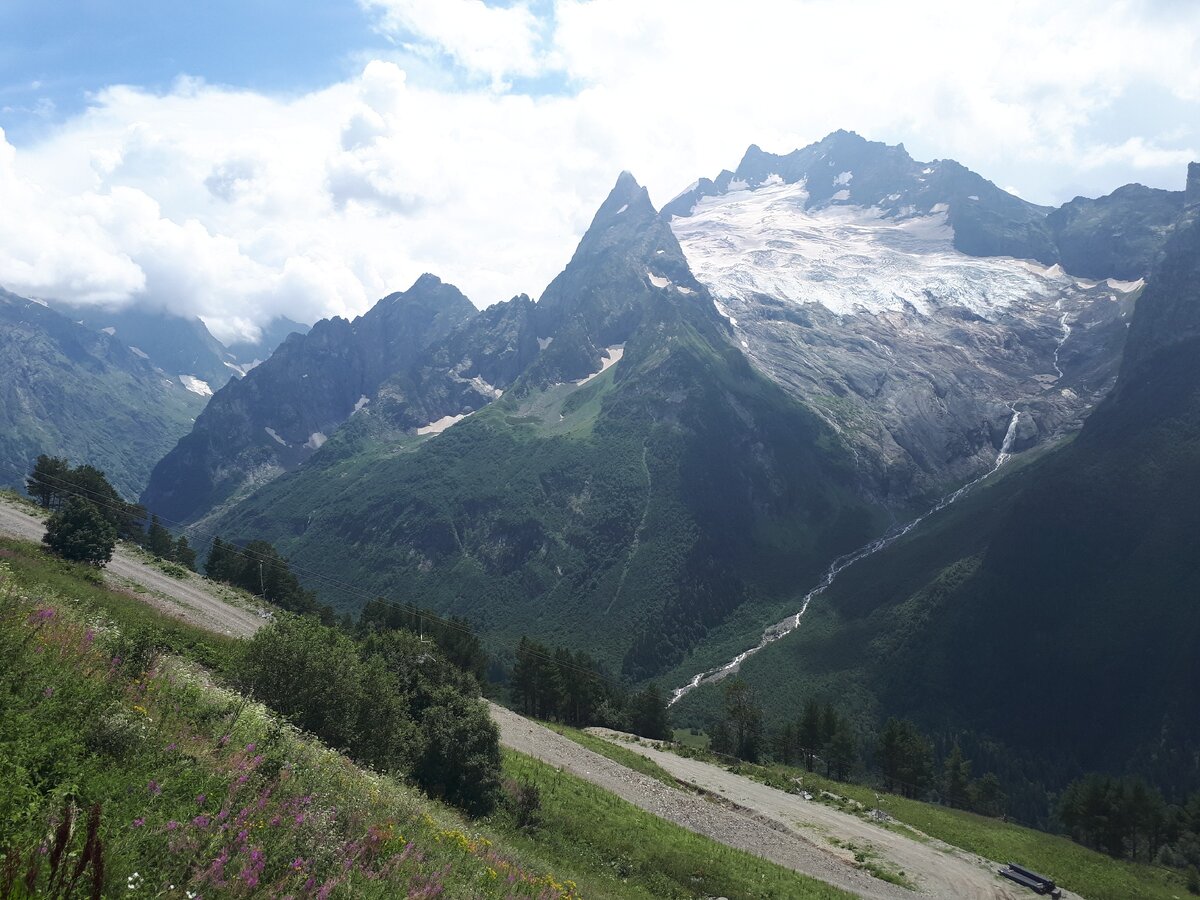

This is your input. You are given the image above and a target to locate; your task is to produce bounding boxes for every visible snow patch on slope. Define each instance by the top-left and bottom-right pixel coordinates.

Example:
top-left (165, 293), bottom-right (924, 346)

top-left (264, 427), bottom-right (288, 446)
top-left (575, 345), bottom-right (625, 386)
top-left (417, 413), bottom-right (470, 435)
top-left (671, 180), bottom-right (1072, 318)
top-left (179, 375), bottom-right (212, 397)
top-left (304, 432), bottom-right (326, 450)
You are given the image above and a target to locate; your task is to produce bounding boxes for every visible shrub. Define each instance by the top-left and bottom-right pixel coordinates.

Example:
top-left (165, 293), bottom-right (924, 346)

top-left (42, 498), bottom-right (116, 567)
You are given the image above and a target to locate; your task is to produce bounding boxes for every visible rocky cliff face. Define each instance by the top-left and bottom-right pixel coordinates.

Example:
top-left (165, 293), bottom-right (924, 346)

top-left (1118, 162), bottom-right (1200, 380)
top-left (140, 274), bottom-right (477, 521)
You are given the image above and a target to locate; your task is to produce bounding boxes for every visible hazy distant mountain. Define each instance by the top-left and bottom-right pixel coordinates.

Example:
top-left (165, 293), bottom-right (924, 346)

top-left (223, 316), bottom-right (311, 365)
top-left (0, 290), bottom-right (204, 498)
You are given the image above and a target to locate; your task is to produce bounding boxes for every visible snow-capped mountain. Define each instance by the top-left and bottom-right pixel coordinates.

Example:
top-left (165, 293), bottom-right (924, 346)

top-left (664, 131), bottom-right (1176, 503)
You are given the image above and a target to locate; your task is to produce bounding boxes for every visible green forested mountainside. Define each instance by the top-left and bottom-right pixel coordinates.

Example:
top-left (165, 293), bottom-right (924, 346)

top-left (210, 270), bottom-right (883, 682)
top-left (673, 181), bottom-right (1200, 815)
top-left (0, 289), bottom-right (204, 498)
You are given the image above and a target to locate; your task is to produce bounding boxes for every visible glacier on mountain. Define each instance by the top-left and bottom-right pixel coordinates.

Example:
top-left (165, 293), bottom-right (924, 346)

top-left (670, 179), bottom-right (1085, 318)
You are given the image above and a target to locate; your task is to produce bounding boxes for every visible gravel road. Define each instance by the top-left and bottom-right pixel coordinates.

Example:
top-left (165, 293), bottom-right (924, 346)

top-left (492, 702), bottom-right (915, 899)
top-left (0, 500), bottom-right (264, 637)
top-left (583, 729), bottom-right (1040, 900)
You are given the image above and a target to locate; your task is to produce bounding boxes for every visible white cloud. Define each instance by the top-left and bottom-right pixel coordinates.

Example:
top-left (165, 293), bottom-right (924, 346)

top-left (1079, 136), bottom-right (1199, 170)
top-left (361, 0), bottom-right (549, 88)
top-left (1, 0), bottom-right (1198, 340)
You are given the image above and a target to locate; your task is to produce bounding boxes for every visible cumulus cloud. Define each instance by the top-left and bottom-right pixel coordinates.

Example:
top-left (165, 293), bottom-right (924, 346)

top-left (1, 0), bottom-right (1198, 341)
top-left (361, 0), bottom-right (550, 88)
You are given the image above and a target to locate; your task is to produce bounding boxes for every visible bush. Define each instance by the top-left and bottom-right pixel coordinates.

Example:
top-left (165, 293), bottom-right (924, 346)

top-left (413, 687), bottom-right (501, 817)
top-left (506, 778), bottom-right (542, 830)
top-left (42, 498), bottom-right (116, 567)
top-left (235, 616), bottom-right (502, 816)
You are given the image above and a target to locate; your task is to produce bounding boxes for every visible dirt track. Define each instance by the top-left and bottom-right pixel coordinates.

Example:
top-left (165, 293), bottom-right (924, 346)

top-left (585, 728), bottom-right (1051, 900)
top-left (0, 500), bottom-right (264, 637)
top-left (492, 702), bottom-right (909, 899)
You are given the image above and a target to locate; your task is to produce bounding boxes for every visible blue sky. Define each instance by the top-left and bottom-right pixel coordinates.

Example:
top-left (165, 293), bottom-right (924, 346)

top-left (0, 1), bottom-right (387, 141)
top-left (0, 0), bottom-right (1197, 339)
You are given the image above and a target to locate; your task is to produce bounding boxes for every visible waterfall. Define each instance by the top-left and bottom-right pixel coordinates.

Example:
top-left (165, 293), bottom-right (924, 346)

top-left (669, 406), bottom-right (1023, 706)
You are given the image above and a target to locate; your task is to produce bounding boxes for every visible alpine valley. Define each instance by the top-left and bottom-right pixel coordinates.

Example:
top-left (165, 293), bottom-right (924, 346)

top-left (14, 130), bottom-right (1198, 821)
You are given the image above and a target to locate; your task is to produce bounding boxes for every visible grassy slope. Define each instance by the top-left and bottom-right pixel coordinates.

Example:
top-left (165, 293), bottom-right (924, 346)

top-left (0, 536), bottom-right (848, 899)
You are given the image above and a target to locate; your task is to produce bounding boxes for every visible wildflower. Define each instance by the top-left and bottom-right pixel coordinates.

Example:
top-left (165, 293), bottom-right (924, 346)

top-left (165, 742), bottom-right (177, 751)
top-left (192, 815), bottom-right (210, 828)
top-left (147, 780), bottom-right (161, 796)
top-left (28, 607), bottom-right (56, 624)
top-left (196, 793), bottom-right (207, 806)
top-left (245, 742), bottom-right (255, 752)
top-left (42, 686), bottom-right (54, 698)
top-left (82, 628), bottom-right (95, 646)
top-left (295, 813), bottom-right (305, 825)
top-left (131, 818), bottom-right (145, 828)
top-left (166, 820), bottom-right (180, 831)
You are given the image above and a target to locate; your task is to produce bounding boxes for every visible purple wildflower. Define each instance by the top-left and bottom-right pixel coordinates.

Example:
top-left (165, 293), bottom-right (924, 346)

top-left (192, 815), bottom-right (210, 828)
top-left (131, 817), bottom-right (145, 828)
top-left (147, 779), bottom-right (162, 796)
top-left (196, 793), bottom-right (207, 806)
top-left (42, 686), bottom-right (54, 698)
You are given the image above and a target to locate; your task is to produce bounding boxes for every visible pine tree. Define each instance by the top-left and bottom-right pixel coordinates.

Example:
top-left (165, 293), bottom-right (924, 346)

top-left (826, 720), bottom-right (858, 781)
top-left (206, 536), bottom-right (237, 582)
top-left (26, 455), bottom-right (70, 508)
top-left (173, 535), bottom-right (197, 571)
top-left (798, 700), bottom-right (823, 771)
top-left (147, 515), bottom-right (174, 559)
top-left (629, 683), bottom-right (670, 740)
top-left (942, 743), bottom-right (972, 809)
top-left (723, 679), bottom-right (764, 762)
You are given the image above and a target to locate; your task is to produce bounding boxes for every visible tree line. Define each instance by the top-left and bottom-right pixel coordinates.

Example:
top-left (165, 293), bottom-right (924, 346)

top-left (509, 636), bottom-right (670, 740)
